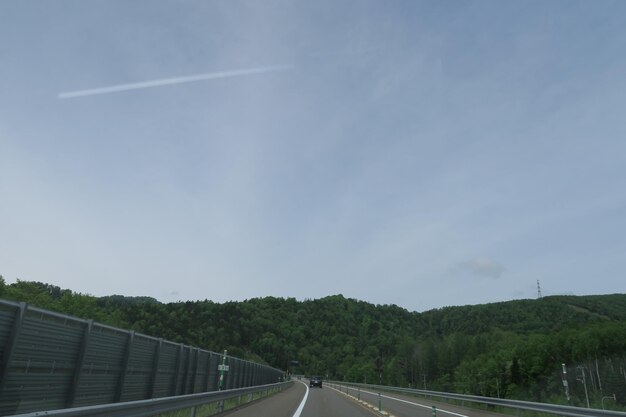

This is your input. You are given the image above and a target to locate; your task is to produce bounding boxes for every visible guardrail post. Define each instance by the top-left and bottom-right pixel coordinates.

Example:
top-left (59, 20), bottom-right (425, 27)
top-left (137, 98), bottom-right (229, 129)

top-left (358, 387), bottom-right (360, 400)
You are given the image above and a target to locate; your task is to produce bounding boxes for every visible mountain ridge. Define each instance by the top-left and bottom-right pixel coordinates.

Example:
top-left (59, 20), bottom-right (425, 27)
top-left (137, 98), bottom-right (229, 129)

top-left (1, 278), bottom-right (625, 407)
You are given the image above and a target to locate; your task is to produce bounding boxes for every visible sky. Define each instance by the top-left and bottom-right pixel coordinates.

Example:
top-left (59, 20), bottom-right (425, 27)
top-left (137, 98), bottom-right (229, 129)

top-left (1, 0), bottom-right (626, 313)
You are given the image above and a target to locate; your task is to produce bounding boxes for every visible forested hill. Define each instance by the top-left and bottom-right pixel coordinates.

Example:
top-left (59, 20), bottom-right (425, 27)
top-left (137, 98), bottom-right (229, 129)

top-left (1, 278), bottom-right (625, 407)
top-left (417, 294), bottom-right (626, 335)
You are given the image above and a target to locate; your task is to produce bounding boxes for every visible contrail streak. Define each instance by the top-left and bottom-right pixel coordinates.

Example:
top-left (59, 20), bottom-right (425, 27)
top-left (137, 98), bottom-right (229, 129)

top-left (58, 64), bottom-right (294, 99)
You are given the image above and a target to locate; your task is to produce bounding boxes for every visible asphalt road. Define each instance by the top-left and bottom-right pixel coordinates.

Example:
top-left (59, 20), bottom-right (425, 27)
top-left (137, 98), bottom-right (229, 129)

top-left (334, 384), bottom-right (506, 417)
top-left (300, 384), bottom-right (380, 417)
top-left (222, 381), bottom-right (507, 417)
top-left (222, 380), bottom-right (379, 417)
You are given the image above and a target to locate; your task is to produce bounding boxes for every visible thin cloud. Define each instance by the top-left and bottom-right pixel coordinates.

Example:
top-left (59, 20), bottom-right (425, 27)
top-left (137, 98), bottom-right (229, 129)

top-left (58, 64), bottom-right (294, 99)
top-left (456, 258), bottom-right (507, 279)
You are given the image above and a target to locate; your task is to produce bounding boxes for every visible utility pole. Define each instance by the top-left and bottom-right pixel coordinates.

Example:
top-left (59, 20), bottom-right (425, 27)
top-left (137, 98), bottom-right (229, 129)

top-left (561, 364), bottom-right (571, 404)
top-left (577, 366), bottom-right (590, 408)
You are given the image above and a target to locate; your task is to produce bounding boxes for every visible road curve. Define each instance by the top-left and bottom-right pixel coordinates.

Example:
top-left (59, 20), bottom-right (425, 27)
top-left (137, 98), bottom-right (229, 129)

top-left (300, 384), bottom-right (379, 417)
top-left (221, 380), bottom-right (508, 417)
top-left (222, 380), bottom-right (379, 417)
top-left (334, 384), bottom-right (508, 417)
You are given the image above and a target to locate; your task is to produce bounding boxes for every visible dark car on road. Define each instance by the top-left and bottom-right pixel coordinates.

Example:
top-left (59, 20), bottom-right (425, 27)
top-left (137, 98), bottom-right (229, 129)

top-left (310, 376), bottom-right (323, 388)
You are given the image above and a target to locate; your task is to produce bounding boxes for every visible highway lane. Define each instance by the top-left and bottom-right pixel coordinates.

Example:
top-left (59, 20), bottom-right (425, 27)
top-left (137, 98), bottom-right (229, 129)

top-left (222, 380), bottom-right (379, 417)
top-left (335, 384), bottom-right (507, 417)
top-left (300, 384), bottom-right (379, 417)
top-left (222, 380), bottom-right (508, 417)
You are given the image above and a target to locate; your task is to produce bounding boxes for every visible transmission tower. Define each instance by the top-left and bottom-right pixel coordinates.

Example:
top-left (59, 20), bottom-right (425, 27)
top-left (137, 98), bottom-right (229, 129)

top-left (537, 280), bottom-right (542, 298)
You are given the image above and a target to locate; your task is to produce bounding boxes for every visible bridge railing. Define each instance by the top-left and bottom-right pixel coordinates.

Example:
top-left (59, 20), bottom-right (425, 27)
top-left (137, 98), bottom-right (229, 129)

top-left (0, 299), bottom-right (284, 416)
top-left (331, 381), bottom-right (626, 417)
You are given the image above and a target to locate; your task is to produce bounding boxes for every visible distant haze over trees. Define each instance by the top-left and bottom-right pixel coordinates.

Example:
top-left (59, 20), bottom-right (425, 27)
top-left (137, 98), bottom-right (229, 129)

top-left (1, 276), bottom-right (625, 410)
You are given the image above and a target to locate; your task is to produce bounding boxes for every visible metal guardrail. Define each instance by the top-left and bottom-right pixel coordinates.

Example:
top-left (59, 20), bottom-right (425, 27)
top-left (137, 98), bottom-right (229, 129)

top-left (0, 299), bottom-right (284, 416)
top-left (332, 381), bottom-right (626, 417)
top-left (10, 381), bottom-right (291, 417)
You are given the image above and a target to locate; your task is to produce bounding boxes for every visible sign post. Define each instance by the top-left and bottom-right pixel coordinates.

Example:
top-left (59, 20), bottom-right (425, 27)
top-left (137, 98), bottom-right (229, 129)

top-left (218, 350), bottom-right (229, 391)
top-left (217, 350), bottom-right (229, 412)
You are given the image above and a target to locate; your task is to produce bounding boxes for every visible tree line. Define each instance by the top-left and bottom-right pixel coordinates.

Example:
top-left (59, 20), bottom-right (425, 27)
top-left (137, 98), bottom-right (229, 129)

top-left (1, 276), bottom-right (625, 410)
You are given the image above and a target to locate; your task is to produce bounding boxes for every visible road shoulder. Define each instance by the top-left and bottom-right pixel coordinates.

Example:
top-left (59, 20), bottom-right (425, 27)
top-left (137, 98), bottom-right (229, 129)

top-left (221, 381), bottom-right (307, 417)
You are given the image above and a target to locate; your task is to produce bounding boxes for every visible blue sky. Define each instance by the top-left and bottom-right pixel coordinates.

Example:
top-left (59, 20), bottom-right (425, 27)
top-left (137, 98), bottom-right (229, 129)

top-left (1, 0), bottom-right (625, 312)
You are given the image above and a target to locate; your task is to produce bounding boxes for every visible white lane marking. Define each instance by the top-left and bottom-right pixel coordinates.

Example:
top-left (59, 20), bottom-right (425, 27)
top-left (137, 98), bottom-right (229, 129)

top-left (291, 380), bottom-right (310, 417)
top-left (355, 388), bottom-right (468, 417)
